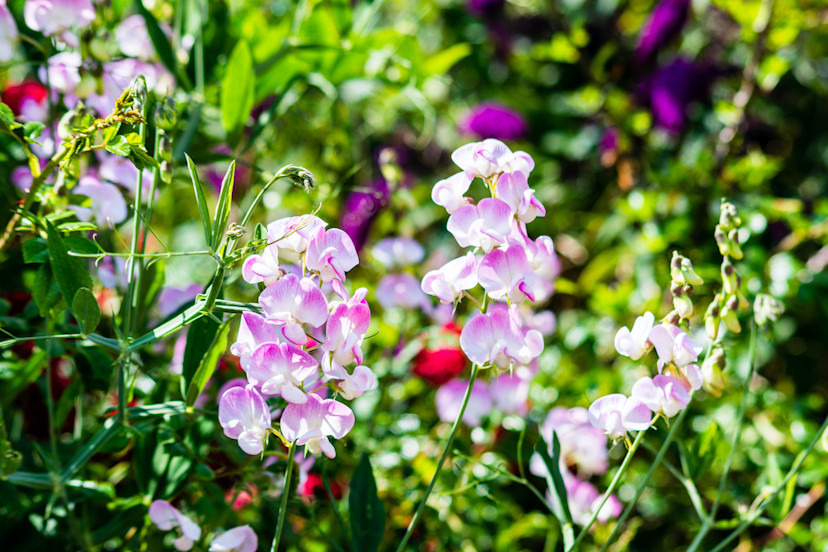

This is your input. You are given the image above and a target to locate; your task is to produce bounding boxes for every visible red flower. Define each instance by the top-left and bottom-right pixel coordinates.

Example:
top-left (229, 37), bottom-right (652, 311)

top-left (413, 347), bottom-right (467, 387)
top-left (2, 81), bottom-right (48, 115)
top-left (299, 473), bottom-right (342, 500)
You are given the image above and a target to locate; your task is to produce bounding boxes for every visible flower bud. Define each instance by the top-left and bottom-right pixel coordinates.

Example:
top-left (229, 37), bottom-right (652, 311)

top-left (721, 305), bottom-right (741, 333)
top-left (129, 77), bottom-right (148, 112)
top-left (726, 229), bottom-right (743, 259)
top-left (674, 294), bottom-right (694, 319)
top-left (154, 96), bottom-right (178, 131)
top-left (702, 347), bottom-right (726, 397)
top-left (754, 293), bottom-right (784, 327)
top-left (705, 296), bottom-right (722, 339)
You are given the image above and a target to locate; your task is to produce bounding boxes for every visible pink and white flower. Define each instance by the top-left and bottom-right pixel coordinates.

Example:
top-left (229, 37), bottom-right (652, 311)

top-left (490, 367), bottom-right (533, 415)
top-left (244, 343), bottom-right (318, 404)
top-left (209, 525), bottom-right (257, 552)
top-left (588, 394), bottom-right (651, 440)
top-left (431, 172), bottom-right (473, 213)
top-left (230, 312), bottom-right (282, 363)
top-left (372, 237), bottom-right (425, 268)
top-left (24, 0), bottom-right (94, 46)
top-left (435, 378), bottom-right (492, 426)
top-left (540, 407), bottom-right (609, 477)
top-left (149, 500), bottom-right (202, 551)
top-left (459, 305), bottom-right (543, 368)
top-left (267, 215), bottom-right (327, 264)
top-left (496, 172), bottom-right (545, 223)
top-left (305, 227), bottom-right (359, 283)
top-left (477, 244), bottom-right (535, 303)
top-left (447, 198), bottom-right (513, 252)
top-left (614, 311), bottom-right (655, 361)
top-left (563, 475), bottom-right (622, 526)
top-left (218, 385), bottom-right (272, 455)
top-left (333, 365), bottom-right (376, 400)
top-left (70, 175), bottom-right (128, 226)
top-left (280, 394), bottom-right (355, 459)
top-left (40, 51), bottom-right (81, 95)
top-left (258, 275), bottom-right (329, 346)
top-left (321, 301), bottom-right (370, 377)
top-left (376, 274), bottom-right (431, 311)
top-left (631, 374), bottom-right (690, 418)
top-left (648, 323), bottom-right (703, 369)
top-left (451, 138), bottom-right (534, 180)
top-left (0, 1), bottom-right (18, 63)
top-left (242, 242), bottom-right (282, 286)
top-left (421, 252), bottom-right (479, 304)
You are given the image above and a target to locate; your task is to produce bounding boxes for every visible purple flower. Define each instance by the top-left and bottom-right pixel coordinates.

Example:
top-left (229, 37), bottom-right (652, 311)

top-left (371, 237), bottom-right (425, 269)
top-left (258, 275), bottom-right (329, 346)
top-left (0, 0), bottom-right (18, 62)
top-left (280, 393), bottom-right (355, 458)
top-left (421, 252), bottom-right (480, 304)
top-left (339, 179), bottom-right (390, 252)
top-left (218, 385), bottom-right (272, 455)
top-left (149, 500), bottom-right (202, 551)
top-left (376, 274), bottom-right (431, 311)
top-left (435, 378), bottom-right (492, 426)
top-left (209, 525), bottom-right (257, 552)
top-left (458, 102), bottom-right (527, 141)
top-left (70, 175), bottom-right (128, 226)
top-left (24, 0), bottom-right (95, 47)
top-left (305, 227), bottom-right (359, 283)
top-left (467, 0), bottom-right (504, 17)
top-left (538, 407), bottom-right (609, 477)
top-left (563, 474), bottom-right (622, 526)
top-left (244, 343), bottom-right (318, 404)
top-left (645, 58), bottom-right (710, 133)
top-left (635, 0), bottom-right (691, 66)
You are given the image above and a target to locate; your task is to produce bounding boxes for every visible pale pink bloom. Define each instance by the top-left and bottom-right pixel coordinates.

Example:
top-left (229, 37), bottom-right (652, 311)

top-left (258, 275), bottom-right (329, 346)
top-left (371, 237), bottom-right (425, 268)
top-left (588, 394), bottom-right (651, 440)
top-left (421, 252), bottom-right (479, 304)
top-left (24, 0), bottom-right (94, 46)
top-left (280, 393), bottom-right (355, 458)
top-left (519, 234), bottom-right (559, 303)
top-left (614, 311), bottom-right (655, 361)
top-left (71, 175), bottom-right (128, 226)
top-left (217, 378), bottom-right (248, 403)
top-left (40, 51), bottom-right (81, 94)
top-left (491, 368), bottom-right (532, 415)
top-left (267, 215), bottom-right (328, 264)
top-left (149, 500), bottom-right (202, 551)
top-left (524, 309), bottom-right (557, 336)
top-left (244, 343), bottom-right (318, 404)
top-left (158, 283), bottom-right (201, 318)
top-left (12, 166), bottom-right (33, 192)
top-left (99, 154), bottom-right (154, 198)
top-left (563, 474), bottom-right (622, 526)
top-left (209, 525), bottom-right (257, 552)
top-left (435, 378), bottom-right (491, 426)
top-left (115, 14), bottom-right (171, 61)
top-left (218, 385), bottom-right (272, 455)
top-left (539, 407), bottom-right (608, 477)
top-left (648, 323), bottom-right (703, 369)
top-left (631, 374), bottom-right (690, 418)
top-left (242, 242), bottom-right (281, 286)
top-left (676, 363), bottom-right (704, 391)
top-left (169, 333), bottom-right (186, 375)
top-left (459, 305), bottom-right (543, 368)
top-left (321, 301), bottom-right (370, 376)
top-left (18, 94), bottom-right (48, 123)
top-left (230, 312), bottom-right (282, 363)
top-left (447, 198), bottom-right (513, 252)
top-left (431, 172), bottom-right (473, 213)
top-left (0, 1), bottom-right (18, 63)
top-left (305, 227), bottom-right (359, 283)
top-left (333, 365), bottom-right (376, 400)
top-left (451, 138), bottom-right (534, 180)
top-left (376, 274), bottom-right (430, 311)
top-left (496, 172), bottom-right (545, 223)
top-left (477, 244), bottom-right (535, 303)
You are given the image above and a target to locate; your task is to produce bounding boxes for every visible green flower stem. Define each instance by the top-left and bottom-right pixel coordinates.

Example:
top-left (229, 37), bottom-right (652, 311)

top-left (708, 410), bottom-right (828, 552)
top-left (395, 364), bottom-right (481, 552)
top-left (642, 439), bottom-right (706, 521)
top-left (597, 407), bottom-right (689, 552)
top-left (271, 441), bottom-right (297, 552)
top-left (687, 321), bottom-right (757, 552)
top-left (569, 429), bottom-right (646, 551)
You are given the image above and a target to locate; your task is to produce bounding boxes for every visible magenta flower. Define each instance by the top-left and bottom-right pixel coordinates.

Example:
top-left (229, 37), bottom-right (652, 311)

top-left (648, 323), bottom-right (702, 369)
top-left (241, 242), bottom-right (281, 286)
top-left (208, 525), bottom-right (257, 552)
top-left (305, 227), bottom-right (359, 283)
top-left (635, 0), bottom-right (691, 66)
top-left (267, 215), bottom-right (328, 264)
top-left (71, 175), bottom-right (129, 226)
top-left (421, 252), bottom-right (480, 304)
top-left (431, 172), bottom-right (473, 214)
top-left (321, 301), bottom-right (371, 376)
top-left (24, 0), bottom-right (94, 46)
top-left (149, 500), bottom-right (202, 551)
top-left (451, 138), bottom-right (534, 180)
top-left (376, 274), bottom-right (431, 311)
top-left (631, 374), bottom-right (690, 418)
top-left (447, 198), bottom-right (513, 252)
top-left (280, 393), bottom-right (355, 458)
top-left (496, 172), bottom-right (545, 223)
top-left (0, 1), bottom-right (18, 62)
top-left (244, 343), bottom-right (318, 404)
top-left (230, 312), bottom-right (282, 363)
top-left (435, 378), bottom-right (492, 426)
top-left (588, 394), bottom-right (651, 440)
top-left (372, 237), bottom-right (425, 268)
top-left (258, 275), bottom-right (329, 346)
top-left (459, 305), bottom-right (543, 368)
top-left (458, 102), bottom-right (527, 141)
top-left (477, 244), bottom-right (535, 303)
top-left (614, 311), bottom-right (655, 361)
top-left (218, 385), bottom-right (272, 455)
top-left (333, 365), bottom-right (377, 400)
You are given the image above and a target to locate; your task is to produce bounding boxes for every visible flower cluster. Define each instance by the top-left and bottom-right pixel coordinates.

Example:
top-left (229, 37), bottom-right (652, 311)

top-left (219, 215), bottom-right (376, 458)
top-left (149, 500), bottom-right (257, 552)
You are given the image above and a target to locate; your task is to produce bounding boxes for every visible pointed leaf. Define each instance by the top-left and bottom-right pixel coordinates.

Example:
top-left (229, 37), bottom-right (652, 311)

top-left (186, 154), bottom-right (213, 248)
top-left (46, 220), bottom-right (93, 308)
top-left (536, 434), bottom-right (573, 526)
top-left (72, 287), bottom-right (101, 335)
top-left (349, 453), bottom-right (386, 552)
top-left (211, 161), bottom-right (235, 251)
top-left (181, 315), bottom-right (221, 398)
top-left (220, 40), bottom-right (255, 143)
top-left (185, 321), bottom-right (230, 406)
top-left (23, 238), bottom-right (49, 263)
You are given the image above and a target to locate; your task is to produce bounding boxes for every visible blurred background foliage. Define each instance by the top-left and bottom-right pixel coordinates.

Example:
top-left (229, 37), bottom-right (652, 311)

top-left (1, 0), bottom-right (827, 550)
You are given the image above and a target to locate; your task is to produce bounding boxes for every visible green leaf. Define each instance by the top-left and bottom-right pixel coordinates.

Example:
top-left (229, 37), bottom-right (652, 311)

top-left (0, 408), bottom-right (22, 477)
top-left (45, 220), bottom-right (93, 308)
top-left (23, 121), bottom-right (45, 142)
top-left (185, 322), bottom-right (230, 406)
top-left (349, 453), bottom-right (385, 552)
top-left (181, 315), bottom-right (221, 398)
top-left (186, 154), bottom-right (213, 248)
top-left (133, 0), bottom-right (178, 81)
top-left (220, 41), bottom-right (255, 143)
top-left (101, 123), bottom-right (122, 145)
top-left (536, 436), bottom-right (573, 526)
top-left (22, 238), bottom-right (49, 263)
top-left (57, 221), bottom-right (99, 233)
top-left (211, 161), bottom-right (235, 251)
top-left (72, 287), bottom-right (101, 335)
top-left (423, 43), bottom-right (471, 74)
top-left (76, 346), bottom-right (114, 392)
top-left (104, 134), bottom-right (132, 157)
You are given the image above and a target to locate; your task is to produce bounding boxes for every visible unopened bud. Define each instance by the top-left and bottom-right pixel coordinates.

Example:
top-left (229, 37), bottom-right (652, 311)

top-left (129, 77), bottom-right (148, 112)
top-left (674, 294), bottom-right (694, 319)
top-left (702, 347), bottom-right (726, 397)
top-left (281, 165), bottom-right (315, 192)
top-left (154, 96), bottom-right (178, 131)
top-left (721, 305), bottom-right (741, 333)
top-left (671, 282), bottom-right (684, 297)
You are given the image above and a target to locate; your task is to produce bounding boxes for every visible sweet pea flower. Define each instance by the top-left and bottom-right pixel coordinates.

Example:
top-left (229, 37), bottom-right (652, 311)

top-left (421, 252), bottom-right (479, 303)
top-left (614, 311), bottom-right (655, 361)
top-left (242, 241), bottom-right (282, 286)
top-left (451, 138), bottom-right (534, 180)
top-left (98, 154), bottom-right (154, 197)
top-left (376, 274), bottom-right (431, 311)
top-left (447, 198), bottom-right (513, 252)
top-left (0, 1), bottom-right (18, 62)
top-left (209, 525), bottom-right (257, 552)
top-left (149, 500), bottom-right (202, 551)
top-left (435, 378), bottom-right (492, 426)
top-left (258, 275), bottom-right (329, 346)
top-left (635, 0), bottom-right (691, 66)
top-left (320, 301), bottom-right (370, 377)
top-left (24, 0), bottom-right (95, 47)
top-left (230, 312), bottom-right (282, 363)
top-left (648, 323), bottom-right (703, 369)
top-left (267, 215), bottom-right (327, 264)
top-left (70, 175), bottom-right (128, 226)
top-left (333, 365), bottom-right (376, 400)
top-left (305, 227), bottom-right (359, 283)
top-left (496, 172), bottom-right (545, 223)
top-left (244, 343), bottom-right (318, 404)
top-left (218, 385), bottom-right (272, 455)
top-left (477, 244), bottom-right (535, 303)
top-left (40, 51), bottom-right (81, 95)
top-left (490, 368), bottom-right (532, 415)
top-left (431, 172), bottom-right (473, 213)
top-left (588, 394), bottom-right (651, 440)
top-left (115, 14), bottom-right (171, 61)
top-left (84, 58), bottom-right (174, 117)
top-left (631, 374), bottom-right (690, 418)
top-left (280, 393), bottom-right (355, 459)
top-left (459, 305), bottom-right (543, 368)
top-left (413, 346), bottom-right (466, 387)
top-left (458, 102), bottom-right (527, 141)
top-left (563, 475), bottom-right (622, 526)
top-left (372, 237), bottom-right (425, 268)
top-left (539, 407), bottom-right (609, 477)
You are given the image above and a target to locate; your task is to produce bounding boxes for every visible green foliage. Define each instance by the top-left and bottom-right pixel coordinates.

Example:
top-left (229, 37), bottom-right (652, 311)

top-left (349, 454), bottom-right (386, 552)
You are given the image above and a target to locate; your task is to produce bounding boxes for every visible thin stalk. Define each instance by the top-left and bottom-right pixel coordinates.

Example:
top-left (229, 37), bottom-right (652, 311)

top-left (708, 411), bottom-right (828, 552)
top-left (687, 321), bottom-right (758, 552)
top-left (395, 364), bottom-right (481, 552)
top-left (597, 408), bottom-right (689, 552)
top-left (569, 430), bottom-right (646, 550)
top-left (642, 439), bottom-right (706, 521)
top-left (271, 442), bottom-right (297, 552)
